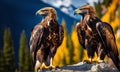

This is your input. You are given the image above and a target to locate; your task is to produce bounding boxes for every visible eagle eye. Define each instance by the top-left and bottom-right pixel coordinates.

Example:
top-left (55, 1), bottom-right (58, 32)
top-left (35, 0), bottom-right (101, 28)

top-left (41, 10), bottom-right (48, 15)
top-left (79, 8), bottom-right (83, 10)
top-left (41, 10), bottom-right (47, 12)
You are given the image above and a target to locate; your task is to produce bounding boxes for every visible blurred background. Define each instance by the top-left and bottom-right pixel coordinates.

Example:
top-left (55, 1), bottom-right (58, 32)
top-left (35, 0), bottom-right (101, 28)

top-left (0, 0), bottom-right (120, 72)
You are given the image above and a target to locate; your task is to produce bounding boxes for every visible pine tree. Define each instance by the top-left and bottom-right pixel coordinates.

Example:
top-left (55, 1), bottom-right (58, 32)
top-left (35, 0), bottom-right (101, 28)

top-left (94, 1), bottom-right (102, 18)
top-left (94, 0), bottom-right (112, 18)
top-left (19, 30), bottom-right (33, 72)
top-left (3, 28), bottom-right (15, 72)
top-left (62, 55), bottom-right (67, 66)
top-left (61, 19), bottom-right (70, 65)
top-left (79, 45), bottom-right (84, 61)
top-left (0, 50), bottom-right (5, 72)
top-left (66, 34), bottom-right (74, 64)
top-left (71, 26), bottom-right (84, 63)
top-left (103, 0), bottom-right (112, 7)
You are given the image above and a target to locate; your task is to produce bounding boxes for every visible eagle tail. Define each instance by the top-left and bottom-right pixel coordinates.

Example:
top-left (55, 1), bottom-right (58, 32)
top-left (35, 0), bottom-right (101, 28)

top-left (109, 52), bottom-right (120, 71)
top-left (45, 56), bottom-right (50, 66)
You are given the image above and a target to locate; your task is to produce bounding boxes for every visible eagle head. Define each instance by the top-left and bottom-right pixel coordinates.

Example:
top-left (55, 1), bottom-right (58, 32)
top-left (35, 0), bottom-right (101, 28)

top-left (36, 7), bottom-right (57, 19)
top-left (74, 5), bottom-right (96, 17)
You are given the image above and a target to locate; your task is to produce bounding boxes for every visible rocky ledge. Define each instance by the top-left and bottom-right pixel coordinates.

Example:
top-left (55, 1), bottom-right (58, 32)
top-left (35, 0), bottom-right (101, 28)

top-left (38, 62), bottom-right (119, 72)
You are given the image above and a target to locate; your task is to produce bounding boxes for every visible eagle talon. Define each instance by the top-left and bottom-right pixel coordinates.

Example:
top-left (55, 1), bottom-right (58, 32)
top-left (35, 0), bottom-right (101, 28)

top-left (49, 67), bottom-right (52, 70)
top-left (83, 58), bottom-right (93, 64)
top-left (83, 60), bottom-right (92, 64)
top-left (48, 58), bottom-right (56, 69)
top-left (56, 66), bottom-right (59, 68)
top-left (91, 60), bottom-right (104, 64)
top-left (96, 58), bottom-right (104, 63)
top-left (40, 62), bottom-right (49, 70)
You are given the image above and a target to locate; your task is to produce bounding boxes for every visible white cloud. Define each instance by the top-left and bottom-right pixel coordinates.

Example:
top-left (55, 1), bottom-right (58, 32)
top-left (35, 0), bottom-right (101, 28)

top-left (61, 7), bottom-right (69, 13)
top-left (68, 7), bottom-right (73, 12)
top-left (41, 0), bottom-right (72, 8)
top-left (62, 0), bottom-right (71, 7)
top-left (86, 0), bottom-right (98, 6)
top-left (51, 0), bottom-right (62, 8)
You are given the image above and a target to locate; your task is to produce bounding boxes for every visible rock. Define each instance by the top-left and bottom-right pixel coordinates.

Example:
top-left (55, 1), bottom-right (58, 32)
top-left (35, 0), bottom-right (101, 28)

top-left (38, 62), bottom-right (119, 72)
top-left (90, 63), bottom-right (118, 72)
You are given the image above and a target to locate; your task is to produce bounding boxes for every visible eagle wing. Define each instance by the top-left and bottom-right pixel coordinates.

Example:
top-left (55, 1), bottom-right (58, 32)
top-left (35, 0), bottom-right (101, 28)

top-left (76, 23), bottom-right (85, 48)
top-left (96, 22), bottom-right (120, 70)
top-left (30, 25), bottom-right (44, 63)
top-left (58, 25), bottom-right (64, 46)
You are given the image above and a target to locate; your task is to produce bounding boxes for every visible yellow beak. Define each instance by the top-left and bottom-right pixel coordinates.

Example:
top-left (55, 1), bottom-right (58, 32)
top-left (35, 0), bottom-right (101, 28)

top-left (74, 8), bottom-right (81, 15)
top-left (36, 9), bottom-right (43, 16)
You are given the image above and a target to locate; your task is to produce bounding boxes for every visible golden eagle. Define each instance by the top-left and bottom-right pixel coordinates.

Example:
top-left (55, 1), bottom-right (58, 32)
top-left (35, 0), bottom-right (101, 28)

top-left (74, 5), bottom-right (120, 70)
top-left (30, 7), bottom-right (64, 72)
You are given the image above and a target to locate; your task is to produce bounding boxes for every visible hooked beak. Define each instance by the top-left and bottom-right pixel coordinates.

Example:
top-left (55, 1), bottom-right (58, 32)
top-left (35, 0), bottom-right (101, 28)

top-left (74, 8), bottom-right (81, 15)
top-left (36, 9), bottom-right (43, 16)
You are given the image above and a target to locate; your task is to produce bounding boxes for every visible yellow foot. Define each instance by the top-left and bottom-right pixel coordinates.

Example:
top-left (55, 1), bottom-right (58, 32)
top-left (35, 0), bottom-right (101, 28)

top-left (93, 57), bottom-right (104, 63)
top-left (49, 58), bottom-right (55, 69)
top-left (39, 58), bottom-right (58, 70)
top-left (83, 60), bottom-right (92, 64)
top-left (48, 65), bottom-right (56, 70)
top-left (83, 58), bottom-right (92, 64)
top-left (40, 62), bottom-right (49, 69)
top-left (49, 58), bottom-right (59, 69)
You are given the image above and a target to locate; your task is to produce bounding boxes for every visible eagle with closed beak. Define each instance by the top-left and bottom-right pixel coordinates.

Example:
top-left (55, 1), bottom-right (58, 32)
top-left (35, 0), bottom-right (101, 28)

top-left (74, 5), bottom-right (120, 71)
top-left (30, 7), bottom-right (64, 72)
